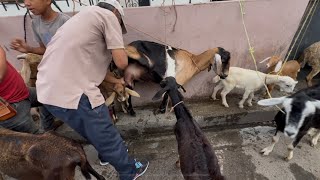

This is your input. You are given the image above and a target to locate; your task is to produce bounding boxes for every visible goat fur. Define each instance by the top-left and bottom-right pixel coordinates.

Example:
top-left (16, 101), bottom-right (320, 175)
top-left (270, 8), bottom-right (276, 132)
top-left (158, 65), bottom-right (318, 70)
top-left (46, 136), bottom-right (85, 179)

top-left (212, 67), bottom-right (298, 108)
top-left (260, 56), bottom-right (300, 95)
top-left (299, 41), bottom-right (320, 87)
top-left (260, 110), bottom-right (320, 161)
top-left (258, 84), bottom-right (320, 160)
top-left (0, 128), bottom-right (105, 180)
top-left (124, 40), bottom-right (231, 114)
top-left (153, 77), bottom-right (224, 180)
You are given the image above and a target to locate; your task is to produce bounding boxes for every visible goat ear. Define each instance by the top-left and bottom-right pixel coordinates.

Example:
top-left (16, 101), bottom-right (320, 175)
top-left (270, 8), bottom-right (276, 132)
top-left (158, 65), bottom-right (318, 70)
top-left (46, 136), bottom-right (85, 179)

top-left (178, 84), bottom-right (186, 92)
top-left (16, 53), bottom-right (27, 60)
top-left (259, 56), bottom-right (271, 64)
top-left (125, 87), bottom-right (140, 97)
top-left (312, 100), bottom-right (320, 109)
top-left (152, 87), bottom-right (169, 101)
top-left (105, 92), bottom-right (116, 106)
top-left (257, 97), bottom-right (286, 106)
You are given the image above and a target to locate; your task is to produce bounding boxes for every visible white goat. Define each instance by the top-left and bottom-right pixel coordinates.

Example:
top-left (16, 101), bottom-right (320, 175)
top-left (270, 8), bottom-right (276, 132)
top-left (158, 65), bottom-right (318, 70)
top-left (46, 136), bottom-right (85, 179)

top-left (211, 67), bottom-right (298, 108)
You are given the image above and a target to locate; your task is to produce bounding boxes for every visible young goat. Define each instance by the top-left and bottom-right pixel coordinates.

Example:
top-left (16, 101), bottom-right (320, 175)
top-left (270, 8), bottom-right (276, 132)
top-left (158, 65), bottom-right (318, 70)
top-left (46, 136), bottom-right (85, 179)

top-left (124, 40), bottom-right (231, 114)
top-left (259, 110), bottom-right (320, 161)
top-left (153, 77), bottom-right (224, 180)
top-left (17, 53), bottom-right (42, 86)
top-left (299, 41), bottom-right (320, 87)
top-left (0, 128), bottom-right (105, 180)
top-left (258, 84), bottom-right (320, 160)
top-left (99, 73), bottom-right (140, 123)
top-left (211, 67), bottom-right (298, 108)
top-left (260, 56), bottom-right (300, 95)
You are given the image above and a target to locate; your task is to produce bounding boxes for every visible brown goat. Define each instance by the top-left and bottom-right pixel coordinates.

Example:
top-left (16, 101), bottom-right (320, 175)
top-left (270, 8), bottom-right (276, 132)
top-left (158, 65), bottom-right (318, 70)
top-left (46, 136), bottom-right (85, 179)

top-left (299, 41), bottom-right (320, 87)
top-left (99, 72), bottom-right (140, 123)
top-left (260, 55), bottom-right (300, 95)
top-left (0, 128), bottom-right (105, 180)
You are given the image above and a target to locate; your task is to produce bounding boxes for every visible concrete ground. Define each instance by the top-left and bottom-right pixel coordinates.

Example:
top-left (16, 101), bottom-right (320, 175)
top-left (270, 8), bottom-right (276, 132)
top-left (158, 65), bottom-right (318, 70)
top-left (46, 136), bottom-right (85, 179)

top-left (71, 125), bottom-right (320, 180)
top-left (2, 78), bottom-right (320, 180)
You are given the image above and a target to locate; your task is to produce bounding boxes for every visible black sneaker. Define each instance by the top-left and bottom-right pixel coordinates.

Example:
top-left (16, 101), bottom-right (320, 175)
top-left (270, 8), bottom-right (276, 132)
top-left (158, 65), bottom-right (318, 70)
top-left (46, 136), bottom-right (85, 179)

top-left (133, 159), bottom-right (149, 180)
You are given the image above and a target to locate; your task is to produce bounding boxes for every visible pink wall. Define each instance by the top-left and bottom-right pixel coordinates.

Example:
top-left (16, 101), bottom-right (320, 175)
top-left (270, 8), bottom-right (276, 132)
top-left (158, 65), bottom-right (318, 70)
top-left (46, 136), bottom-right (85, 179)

top-left (0, 0), bottom-right (309, 106)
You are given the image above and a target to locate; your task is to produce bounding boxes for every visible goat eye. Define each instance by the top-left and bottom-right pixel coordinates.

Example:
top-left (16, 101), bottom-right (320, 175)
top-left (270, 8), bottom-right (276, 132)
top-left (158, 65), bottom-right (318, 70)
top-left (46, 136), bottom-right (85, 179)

top-left (286, 85), bottom-right (290, 87)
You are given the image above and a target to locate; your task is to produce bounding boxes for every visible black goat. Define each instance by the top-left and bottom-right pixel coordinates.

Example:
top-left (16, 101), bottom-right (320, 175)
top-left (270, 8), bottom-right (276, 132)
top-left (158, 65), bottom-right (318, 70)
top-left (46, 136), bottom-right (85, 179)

top-left (153, 77), bottom-right (224, 180)
top-left (258, 83), bottom-right (320, 160)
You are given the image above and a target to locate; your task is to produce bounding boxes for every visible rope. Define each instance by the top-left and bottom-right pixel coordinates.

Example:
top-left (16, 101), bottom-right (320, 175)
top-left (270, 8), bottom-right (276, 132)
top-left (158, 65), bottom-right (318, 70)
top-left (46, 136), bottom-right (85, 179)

top-left (277, 0), bottom-right (318, 75)
top-left (239, 0), bottom-right (284, 113)
top-left (170, 101), bottom-right (183, 112)
top-left (292, 0), bottom-right (319, 60)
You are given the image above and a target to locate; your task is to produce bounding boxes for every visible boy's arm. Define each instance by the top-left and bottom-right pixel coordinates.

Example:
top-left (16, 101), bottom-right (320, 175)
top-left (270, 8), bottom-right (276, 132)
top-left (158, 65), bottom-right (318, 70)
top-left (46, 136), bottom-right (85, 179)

top-left (0, 46), bottom-right (8, 83)
top-left (111, 49), bottom-right (128, 70)
top-left (10, 38), bottom-right (46, 55)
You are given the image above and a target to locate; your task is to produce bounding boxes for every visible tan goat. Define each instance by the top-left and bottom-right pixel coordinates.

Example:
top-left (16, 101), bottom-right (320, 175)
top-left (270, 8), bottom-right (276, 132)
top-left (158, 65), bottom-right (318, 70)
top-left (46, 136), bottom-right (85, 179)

top-left (99, 72), bottom-right (140, 123)
top-left (260, 55), bottom-right (300, 95)
top-left (299, 41), bottom-right (320, 87)
top-left (17, 53), bottom-right (42, 87)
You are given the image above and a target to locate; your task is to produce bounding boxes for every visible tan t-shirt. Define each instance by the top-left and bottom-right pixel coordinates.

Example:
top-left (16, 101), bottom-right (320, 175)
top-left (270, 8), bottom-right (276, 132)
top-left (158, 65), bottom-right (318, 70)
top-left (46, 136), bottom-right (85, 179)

top-left (36, 6), bottom-right (124, 109)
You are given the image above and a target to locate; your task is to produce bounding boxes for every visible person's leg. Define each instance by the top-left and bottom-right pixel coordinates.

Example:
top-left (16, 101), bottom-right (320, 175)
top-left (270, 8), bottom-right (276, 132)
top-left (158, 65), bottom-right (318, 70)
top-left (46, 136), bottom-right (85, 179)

top-left (44, 94), bottom-right (139, 180)
top-left (0, 100), bottom-right (40, 134)
top-left (28, 87), bottom-right (62, 131)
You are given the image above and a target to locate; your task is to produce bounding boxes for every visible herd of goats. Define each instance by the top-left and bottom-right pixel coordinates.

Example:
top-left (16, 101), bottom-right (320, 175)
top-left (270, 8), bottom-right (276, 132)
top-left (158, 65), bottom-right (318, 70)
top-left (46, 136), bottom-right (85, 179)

top-left (0, 40), bottom-right (320, 179)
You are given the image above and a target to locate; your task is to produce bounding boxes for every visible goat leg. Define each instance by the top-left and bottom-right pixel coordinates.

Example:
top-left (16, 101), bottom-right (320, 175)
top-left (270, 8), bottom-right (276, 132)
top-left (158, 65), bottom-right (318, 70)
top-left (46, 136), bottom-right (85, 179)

top-left (238, 90), bottom-right (251, 109)
top-left (155, 93), bottom-right (169, 114)
top-left (220, 87), bottom-right (233, 108)
top-left (285, 131), bottom-right (306, 161)
top-left (306, 68), bottom-right (320, 87)
top-left (211, 82), bottom-right (223, 100)
top-left (82, 161), bottom-right (106, 180)
top-left (127, 95), bottom-right (136, 117)
top-left (261, 131), bottom-right (280, 156)
top-left (247, 92), bottom-right (254, 106)
top-left (311, 129), bottom-right (320, 147)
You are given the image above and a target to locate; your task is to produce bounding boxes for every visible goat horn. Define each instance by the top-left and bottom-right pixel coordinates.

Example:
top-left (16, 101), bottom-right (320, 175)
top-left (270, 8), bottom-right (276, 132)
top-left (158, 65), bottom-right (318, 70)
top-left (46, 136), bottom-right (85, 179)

top-left (259, 56), bottom-right (271, 64)
top-left (125, 87), bottom-right (140, 97)
top-left (105, 92), bottom-right (116, 106)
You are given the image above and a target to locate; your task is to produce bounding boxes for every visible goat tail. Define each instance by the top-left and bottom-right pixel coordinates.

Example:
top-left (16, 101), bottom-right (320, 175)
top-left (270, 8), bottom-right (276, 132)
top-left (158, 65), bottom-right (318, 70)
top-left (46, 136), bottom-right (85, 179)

top-left (79, 161), bottom-right (105, 180)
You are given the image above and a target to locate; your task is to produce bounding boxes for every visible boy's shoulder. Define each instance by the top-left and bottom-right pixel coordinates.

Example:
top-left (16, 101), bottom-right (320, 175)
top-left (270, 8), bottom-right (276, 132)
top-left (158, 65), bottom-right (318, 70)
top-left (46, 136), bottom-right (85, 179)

top-left (58, 12), bottom-right (71, 21)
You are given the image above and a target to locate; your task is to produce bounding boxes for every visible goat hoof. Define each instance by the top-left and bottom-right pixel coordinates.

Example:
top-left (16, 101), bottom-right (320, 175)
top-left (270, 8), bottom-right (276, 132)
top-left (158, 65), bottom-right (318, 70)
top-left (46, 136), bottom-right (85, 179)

top-left (175, 160), bottom-right (180, 168)
top-left (239, 105), bottom-right (244, 109)
top-left (223, 104), bottom-right (229, 108)
top-left (153, 108), bottom-right (165, 115)
top-left (129, 110), bottom-right (136, 117)
top-left (284, 157), bottom-right (291, 161)
top-left (260, 148), bottom-right (271, 156)
top-left (311, 140), bottom-right (317, 147)
top-left (248, 103), bottom-right (253, 107)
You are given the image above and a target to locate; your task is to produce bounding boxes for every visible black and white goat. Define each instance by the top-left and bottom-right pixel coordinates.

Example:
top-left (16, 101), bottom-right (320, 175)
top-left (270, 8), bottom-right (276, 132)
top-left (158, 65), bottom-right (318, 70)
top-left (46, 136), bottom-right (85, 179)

top-left (152, 77), bottom-right (224, 180)
top-left (122, 40), bottom-right (231, 115)
top-left (258, 84), bottom-right (320, 160)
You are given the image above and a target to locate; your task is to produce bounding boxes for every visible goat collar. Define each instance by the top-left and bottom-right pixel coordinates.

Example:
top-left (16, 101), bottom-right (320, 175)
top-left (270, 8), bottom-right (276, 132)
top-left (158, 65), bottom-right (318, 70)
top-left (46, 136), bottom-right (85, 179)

top-left (170, 101), bottom-right (184, 113)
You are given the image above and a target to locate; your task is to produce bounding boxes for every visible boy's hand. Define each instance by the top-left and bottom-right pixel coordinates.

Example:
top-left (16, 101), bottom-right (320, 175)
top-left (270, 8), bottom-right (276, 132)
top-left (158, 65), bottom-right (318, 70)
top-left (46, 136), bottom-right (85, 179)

top-left (10, 39), bottom-right (29, 53)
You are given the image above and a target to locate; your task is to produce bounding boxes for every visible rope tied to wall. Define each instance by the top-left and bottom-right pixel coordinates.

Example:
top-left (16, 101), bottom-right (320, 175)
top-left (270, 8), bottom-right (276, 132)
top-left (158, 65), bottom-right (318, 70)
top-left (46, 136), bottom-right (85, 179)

top-left (239, 0), bottom-right (284, 113)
